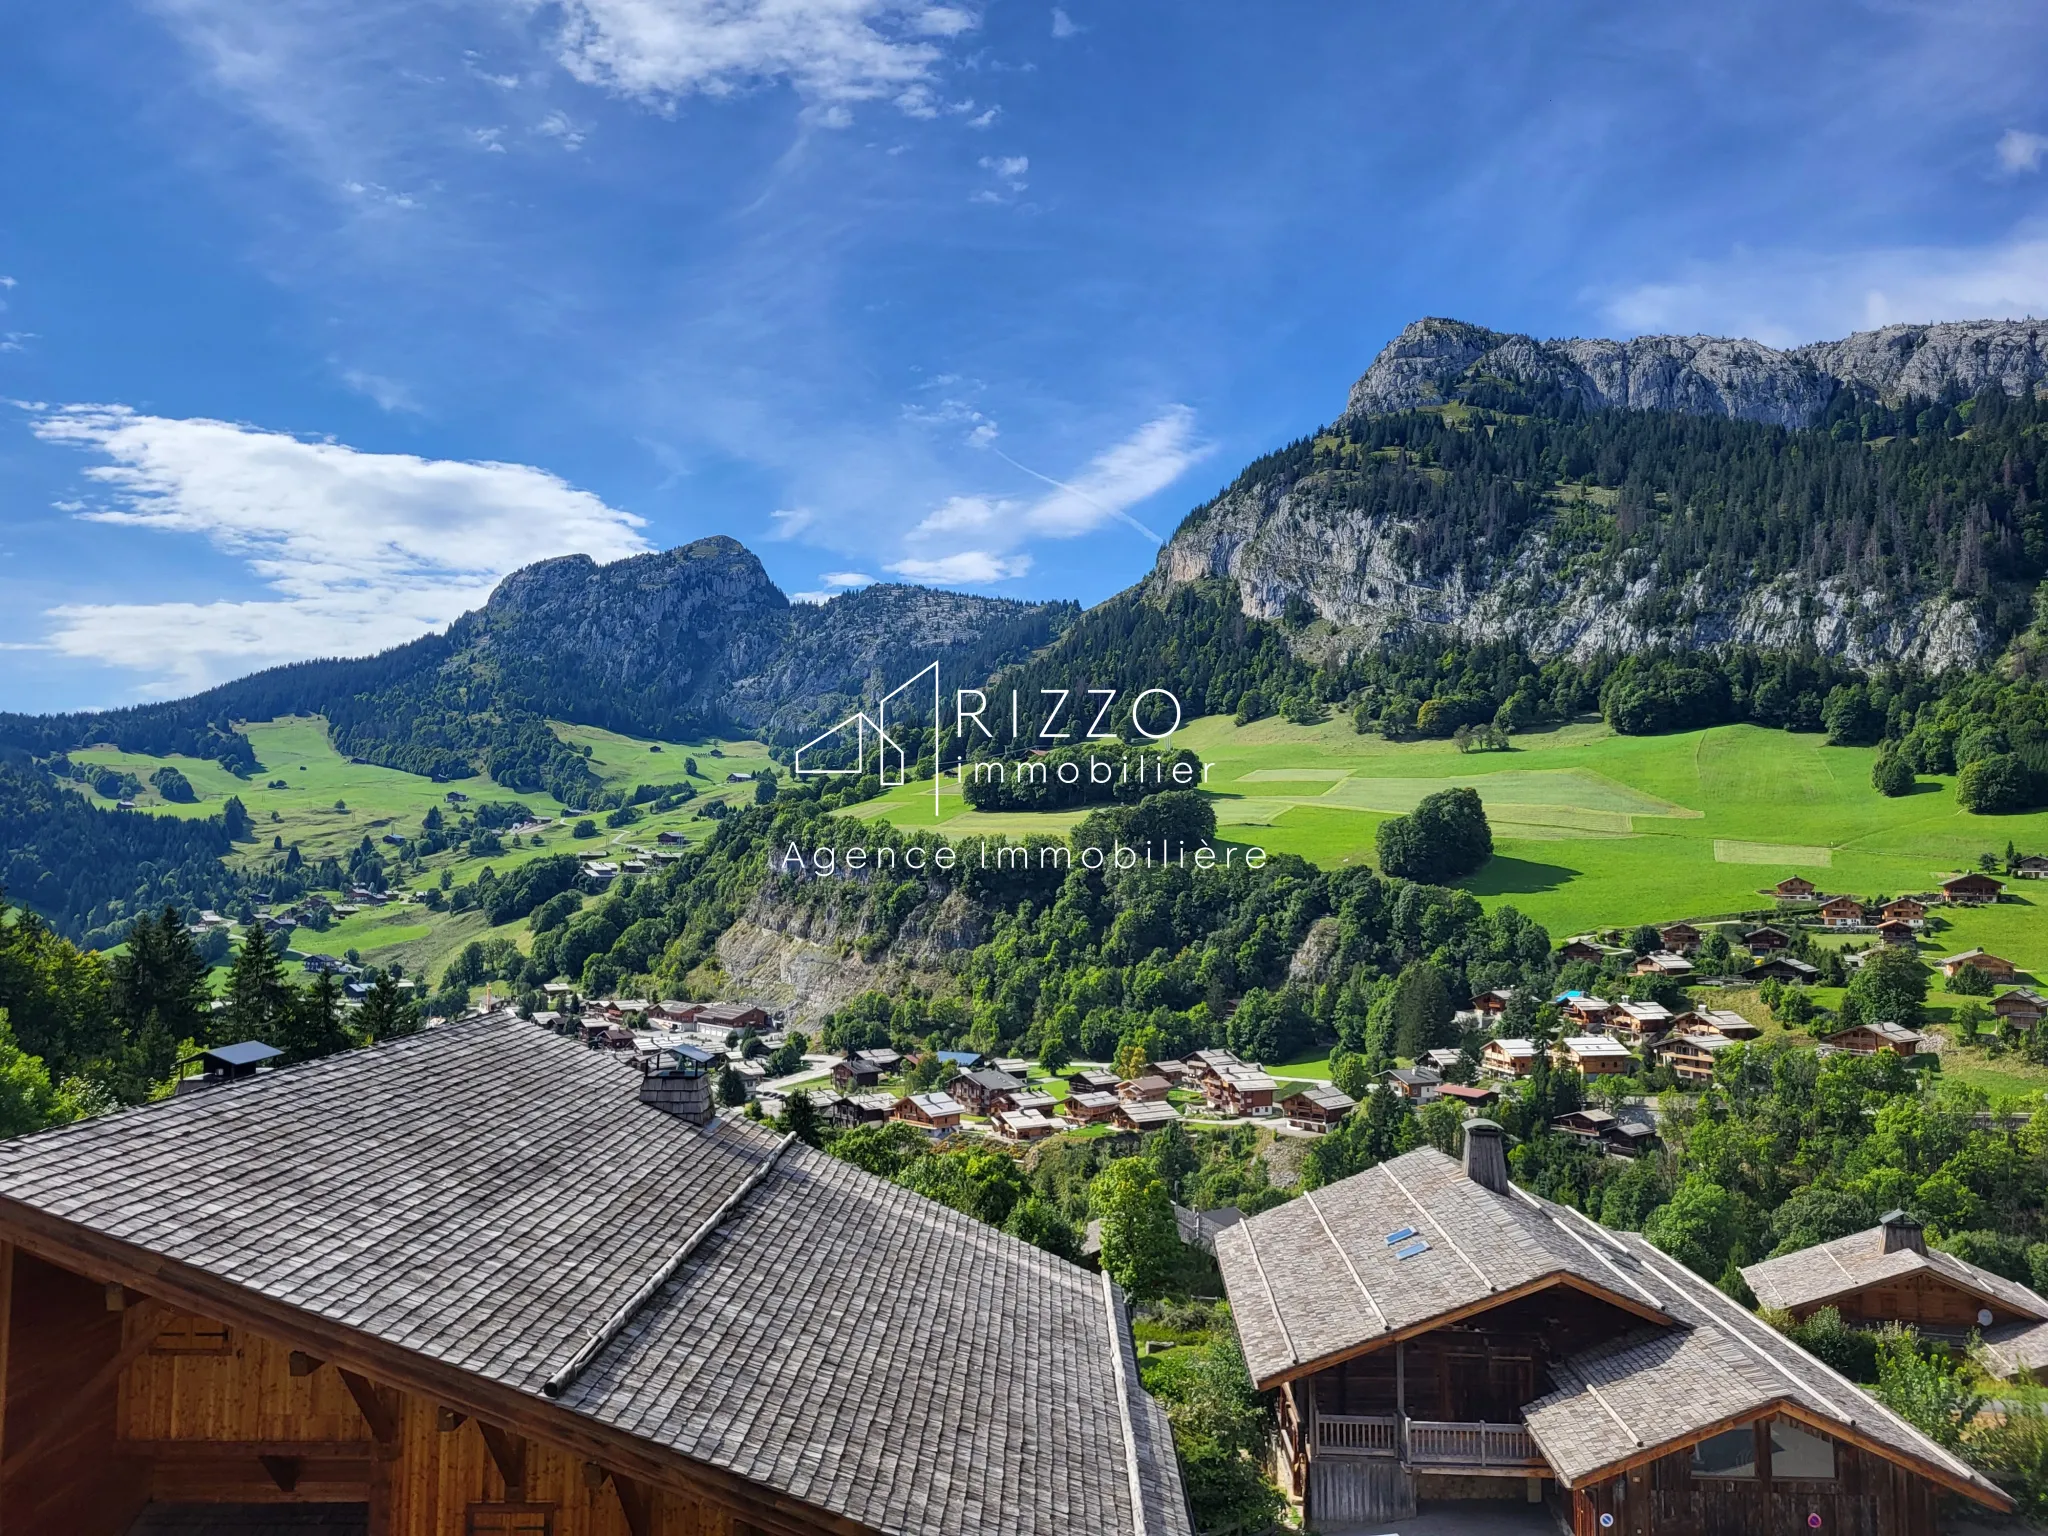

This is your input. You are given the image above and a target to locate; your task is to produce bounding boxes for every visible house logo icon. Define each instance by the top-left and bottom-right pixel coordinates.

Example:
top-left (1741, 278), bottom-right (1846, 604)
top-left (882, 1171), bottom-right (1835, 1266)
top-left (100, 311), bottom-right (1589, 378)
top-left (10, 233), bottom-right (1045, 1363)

top-left (792, 661), bottom-right (943, 809)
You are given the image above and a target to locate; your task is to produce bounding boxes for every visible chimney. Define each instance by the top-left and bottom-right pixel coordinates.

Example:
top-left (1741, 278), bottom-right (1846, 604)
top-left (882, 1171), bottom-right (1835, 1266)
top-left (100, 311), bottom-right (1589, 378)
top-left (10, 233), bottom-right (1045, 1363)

top-left (1462, 1119), bottom-right (1511, 1195)
top-left (1879, 1210), bottom-right (1926, 1255)
top-left (640, 1059), bottom-right (715, 1127)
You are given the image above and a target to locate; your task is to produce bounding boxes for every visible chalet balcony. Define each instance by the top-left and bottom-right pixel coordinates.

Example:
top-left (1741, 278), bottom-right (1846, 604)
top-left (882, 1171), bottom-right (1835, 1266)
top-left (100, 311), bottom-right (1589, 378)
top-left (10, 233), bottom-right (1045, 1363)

top-left (1314, 1413), bottom-right (1547, 1473)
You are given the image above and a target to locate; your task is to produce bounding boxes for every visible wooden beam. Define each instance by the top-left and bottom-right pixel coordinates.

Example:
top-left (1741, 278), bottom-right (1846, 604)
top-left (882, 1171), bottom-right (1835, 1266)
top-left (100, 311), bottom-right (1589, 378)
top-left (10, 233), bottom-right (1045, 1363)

top-left (614, 1472), bottom-right (654, 1536)
top-left (0, 1204), bottom-right (879, 1536)
top-left (477, 1421), bottom-right (527, 1501)
top-left (288, 1350), bottom-right (324, 1377)
top-left (437, 1406), bottom-right (468, 1432)
top-left (258, 1453), bottom-right (302, 1492)
top-left (338, 1369), bottom-right (400, 1446)
top-left (103, 1281), bottom-right (129, 1311)
top-left (582, 1461), bottom-right (610, 1489)
top-left (0, 1297), bottom-right (169, 1481)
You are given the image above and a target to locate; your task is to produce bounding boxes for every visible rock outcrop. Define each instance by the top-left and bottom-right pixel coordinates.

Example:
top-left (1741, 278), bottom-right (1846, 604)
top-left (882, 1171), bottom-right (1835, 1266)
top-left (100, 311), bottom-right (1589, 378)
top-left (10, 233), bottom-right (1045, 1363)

top-left (1344, 316), bottom-right (2048, 428)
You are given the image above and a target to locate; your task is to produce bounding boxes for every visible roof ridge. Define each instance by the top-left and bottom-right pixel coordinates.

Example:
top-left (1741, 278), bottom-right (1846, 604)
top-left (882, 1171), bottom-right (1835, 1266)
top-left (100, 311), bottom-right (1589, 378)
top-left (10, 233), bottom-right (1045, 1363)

top-left (543, 1130), bottom-right (798, 1398)
top-left (1101, 1275), bottom-right (1150, 1536)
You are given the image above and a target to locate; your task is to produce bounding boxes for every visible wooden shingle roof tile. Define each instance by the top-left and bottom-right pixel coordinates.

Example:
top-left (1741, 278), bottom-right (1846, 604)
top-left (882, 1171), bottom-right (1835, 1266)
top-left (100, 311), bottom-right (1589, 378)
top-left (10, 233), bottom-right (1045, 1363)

top-left (0, 1015), bottom-right (1190, 1536)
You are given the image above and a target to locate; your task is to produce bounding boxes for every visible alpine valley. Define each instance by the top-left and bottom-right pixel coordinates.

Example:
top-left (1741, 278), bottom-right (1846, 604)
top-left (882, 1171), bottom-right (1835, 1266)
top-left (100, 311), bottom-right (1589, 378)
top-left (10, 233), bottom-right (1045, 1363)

top-left (6, 311), bottom-right (2048, 1085)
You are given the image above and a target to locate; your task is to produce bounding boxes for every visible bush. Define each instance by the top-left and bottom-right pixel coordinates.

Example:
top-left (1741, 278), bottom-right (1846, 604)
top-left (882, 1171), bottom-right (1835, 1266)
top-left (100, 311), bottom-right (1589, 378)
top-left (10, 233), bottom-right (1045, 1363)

top-left (1872, 751), bottom-right (1916, 797)
top-left (572, 818), bottom-right (599, 839)
top-left (1375, 786), bottom-right (1492, 883)
top-left (1949, 962), bottom-right (1996, 997)
top-left (149, 766), bottom-right (197, 803)
top-left (1766, 1305), bottom-right (1881, 1381)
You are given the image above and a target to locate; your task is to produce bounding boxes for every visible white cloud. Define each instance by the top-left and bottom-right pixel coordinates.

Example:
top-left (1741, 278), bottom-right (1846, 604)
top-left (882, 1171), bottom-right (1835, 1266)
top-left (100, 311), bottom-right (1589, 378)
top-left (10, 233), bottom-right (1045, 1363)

top-left (1050, 7), bottom-right (1076, 38)
top-left (886, 550), bottom-right (1030, 583)
top-left (29, 406), bottom-right (649, 693)
top-left (537, 109), bottom-right (588, 149)
top-left (468, 125), bottom-right (507, 152)
top-left (338, 367), bottom-right (420, 412)
top-left (962, 105), bottom-right (997, 129)
top-left (547, 0), bottom-right (979, 113)
top-left (767, 506), bottom-right (817, 539)
top-left (980, 153), bottom-right (1027, 179)
top-left (1597, 231), bottom-right (2048, 347)
top-left (821, 569), bottom-right (875, 586)
top-left (0, 276), bottom-right (17, 288)
top-left (1999, 129), bottom-right (2048, 174)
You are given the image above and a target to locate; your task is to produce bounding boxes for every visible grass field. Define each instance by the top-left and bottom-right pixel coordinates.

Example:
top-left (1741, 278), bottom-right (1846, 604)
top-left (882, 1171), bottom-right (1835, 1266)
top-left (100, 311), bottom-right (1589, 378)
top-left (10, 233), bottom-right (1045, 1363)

top-left (864, 713), bottom-right (2048, 977)
top-left (69, 717), bottom-right (782, 982)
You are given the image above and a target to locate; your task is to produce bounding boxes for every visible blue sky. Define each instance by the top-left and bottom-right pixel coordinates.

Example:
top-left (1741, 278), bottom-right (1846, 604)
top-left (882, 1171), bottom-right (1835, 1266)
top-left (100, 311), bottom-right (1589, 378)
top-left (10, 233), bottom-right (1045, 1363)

top-left (3, 0), bottom-right (2047, 710)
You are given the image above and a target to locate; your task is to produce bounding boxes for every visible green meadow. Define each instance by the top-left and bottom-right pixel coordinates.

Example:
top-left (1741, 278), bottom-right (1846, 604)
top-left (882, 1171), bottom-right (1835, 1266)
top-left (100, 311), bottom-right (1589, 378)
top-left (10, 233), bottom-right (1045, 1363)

top-left (866, 713), bottom-right (2048, 977)
top-left (68, 717), bottom-right (781, 977)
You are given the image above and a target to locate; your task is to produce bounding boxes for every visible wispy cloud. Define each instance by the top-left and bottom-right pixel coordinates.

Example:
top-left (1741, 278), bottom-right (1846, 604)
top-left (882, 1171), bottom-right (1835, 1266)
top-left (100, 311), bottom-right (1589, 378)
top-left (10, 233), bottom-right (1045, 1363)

top-left (821, 569), bottom-right (875, 586)
top-left (1050, 7), bottom-right (1077, 39)
top-left (886, 550), bottom-right (1030, 583)
top-left (547, 0), bottom-right (980, 114)
top-left (338, 367), bottom-right (421, 412)
top-left (1999, 128), bottom-right (2048, 174)
top-left (29, 406), bottom-right (648, 692)
top-left (1597, 230), bottom-right (2048, 347)
top-left (536, 109), bottom-right (587, 149)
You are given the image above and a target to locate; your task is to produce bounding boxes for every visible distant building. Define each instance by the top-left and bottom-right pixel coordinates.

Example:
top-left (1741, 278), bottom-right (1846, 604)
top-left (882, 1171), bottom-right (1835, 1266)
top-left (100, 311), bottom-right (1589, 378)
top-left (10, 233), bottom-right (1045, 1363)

top-left (1555, 1036), bottom-right (1635, 1076)
top-left (1742, 925), bottom-right (1791, 954)
top-left (1114, 1100), bottom-right (1180, 1134)
top-left (1992, 989), bottom-right (2048, 1031)
top-left (1938, 948), bottom-right (2017, 981)
top-left (892, 1091), bottom-right (965, 1133)
top-left (1657, 921), bottom-right (1701, 955)
top-left (1655, 1031), bottom-right (1739, 1085)
top-left (1480, 1038), bottom-right (1538, 1078)
top-left (1747, 956), bottom-right (1819, 985)
top-left (1469, 987), bottom-right (1517, 1019)
top-left (1279, 1083), bottom-right (1356, 1131)
top-left (1380, 1067), bottom-right (1441, 1102)
top-left (2014, 854), bottom-right (2048, 879)
top-left (1773, 875), bottom-right (1818, 901)
top-left (1825, 1020), bottom-right (1927, 1057)
top-left (1063, 1091), bottom-right (1122, 1126)
top-left (949, 1068), bottom-right (1026, 1115)
top-left (1941, 872), bottom-right (2006, 905)
top-left (1876, 920), bottom-right (1918, 947)
top-left (1817, 896), bottom-right (1865, 929)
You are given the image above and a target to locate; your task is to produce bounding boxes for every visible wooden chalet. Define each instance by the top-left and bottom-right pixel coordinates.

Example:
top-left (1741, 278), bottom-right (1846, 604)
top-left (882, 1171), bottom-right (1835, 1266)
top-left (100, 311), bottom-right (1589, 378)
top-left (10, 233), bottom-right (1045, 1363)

top-left (693, 1002), bottom-right (771, 1034)
top-left (1941, 871), bottom-right (2005, 905)
top-left (1772, 875), bottom-right (1818, 901)
top-left (947, 1068), bottom-right (1025, 1115)
top-left (827, 1092), bottom-right (896, 1128)
top-left (1438, 1083), bottom-right (1498, 1108)
top-left (1149, 1060), bottom-right (1194, 1085)
top-left (1741, 925), bottom-right (1790, 954)
top-left (1115, 1076), bottom-right (1171, 1104)
top-left (1824, 1020), bottom-right (1926, 1057)
top-left (1877, 919), bottom-right (1918, 946)
top-left (1992, 988), bottom-right (2048, 1030)
top-left (1422, 1048), bottom-right (1464, 1074)
top-left (0, 1014), bottom-right (1190, 1536)
top-left (1882, 896), bottom-right (1928, 926)
top-left (1212, 1071), bottom-right (1278, 1118)
top-left (1550, 1109), bottom-right (1655, 1155)
top-left (1480, 1039), bottom-right (1538, 1079)
top-left (2016, 854), bottom-right (2048, 879)
top-left (1067, 1069), bottom-right (1122, 1096)
top-left (933, 1048), bottom-right (989, 1072)
top-left (1672, 1007), bottom-right (1760, 1041)
top-left (1006, 1090), bottom-right (1060, 1118)
top-left (1113, 1101), bottom-right (1179, 1134)
top-left (1380, 1067), bottom-right (1441, 1102)
top-left (1279, 1085), bottom-right (1356, 1131)
top-left (1937, 947), bottom-right (2017, 981)
top-left (1747, 1213), bottom-right (2048, 1377)
top-left (1557, 939), bottom-right (1607, 964)
top-left (1632, 951), bottom-right (1693, 978)
top-left (1656, 922), bottom-right (1701, 955)
top-left (831, 1057), bottom-right (883, 1090)
top-left (1216, 1127), bottom-right (2009, 1530)
top-left (1747, 956), bottom-right (1819, 985)
top-left (1607, 1000), bottom-right (1672, 1046)
top-left (1556, 994), bottom-right (1614, 1029)
top-left (891, 1091), bottom-right (966, 1132)
top-left (1063, 1091), bottom-right (1122, 1126)
top-left (1817, 896), bottom-right (1865, 928)
top-left (1554, 1036), bottom-right (1634, 1077)
top-left (1654, 1032), bottom-right (1737, 1086)
top-left (993, 1107), bottom-right (1061, 1141)
top-left (1468, 988), bottom-right (1517, 1020)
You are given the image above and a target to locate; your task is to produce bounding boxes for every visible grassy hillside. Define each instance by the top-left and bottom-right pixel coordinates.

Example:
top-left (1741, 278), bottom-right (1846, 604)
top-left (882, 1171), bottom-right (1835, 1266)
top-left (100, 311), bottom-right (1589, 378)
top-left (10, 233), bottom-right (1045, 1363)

top-left (867, 713), bottom-right (2048, 972)
top-left (67, 717), bottom-right (780, 983)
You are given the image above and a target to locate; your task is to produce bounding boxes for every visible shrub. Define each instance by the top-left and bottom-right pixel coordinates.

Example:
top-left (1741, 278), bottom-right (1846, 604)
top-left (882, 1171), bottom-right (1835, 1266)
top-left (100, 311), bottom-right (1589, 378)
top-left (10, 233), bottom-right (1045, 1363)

top-left (572, 818), bottom-right (599, 839)
top-left (1872, 751), bottom-right (1916, 797)
top-left (1375, 786), bottom-right (1492, 883)
top-left (1957, 753), bottom-right (2034, 814)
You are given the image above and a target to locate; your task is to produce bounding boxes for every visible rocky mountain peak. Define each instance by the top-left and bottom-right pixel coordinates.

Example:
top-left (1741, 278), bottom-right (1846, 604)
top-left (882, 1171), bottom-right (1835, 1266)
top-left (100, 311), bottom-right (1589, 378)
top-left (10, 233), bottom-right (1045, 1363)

top-left (1344, 315), bottom-right (2048, 428)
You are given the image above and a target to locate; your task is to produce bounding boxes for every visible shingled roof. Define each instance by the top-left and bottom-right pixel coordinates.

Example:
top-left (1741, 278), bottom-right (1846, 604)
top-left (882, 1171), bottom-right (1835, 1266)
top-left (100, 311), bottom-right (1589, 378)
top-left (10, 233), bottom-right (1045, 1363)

top-left (0, 1014), bottom-right (1190, 1536)
top-left (1215, 1146), bottom-right (2007, 1507)
top-left (1743, 1223), bottom-right (2048, 1322)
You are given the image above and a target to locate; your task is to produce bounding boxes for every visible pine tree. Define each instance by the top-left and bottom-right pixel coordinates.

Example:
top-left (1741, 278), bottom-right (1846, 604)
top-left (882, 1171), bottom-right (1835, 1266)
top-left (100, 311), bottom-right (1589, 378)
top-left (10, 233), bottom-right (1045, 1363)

top-left (717, 1065), bottom-right (748, 1107)
top-left (780, 1089), bottom-right (823, 1148)
top-left (220, 924), bottom-right (292, 1046)
top-left (110, 907), bottom-right (211, 1101)
top-left (356, 971), bottom-right (420, 1044)
top-left (277, 970), bottom-right (352, 1064)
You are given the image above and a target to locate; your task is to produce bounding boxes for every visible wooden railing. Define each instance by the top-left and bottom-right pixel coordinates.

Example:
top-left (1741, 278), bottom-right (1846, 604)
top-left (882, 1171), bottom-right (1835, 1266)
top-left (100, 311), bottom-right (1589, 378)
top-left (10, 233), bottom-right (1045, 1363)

top-left (1314, 1414), bottom-right (1398, 1456)
top-left (1313, 1415), bottom-right (1544, 1469)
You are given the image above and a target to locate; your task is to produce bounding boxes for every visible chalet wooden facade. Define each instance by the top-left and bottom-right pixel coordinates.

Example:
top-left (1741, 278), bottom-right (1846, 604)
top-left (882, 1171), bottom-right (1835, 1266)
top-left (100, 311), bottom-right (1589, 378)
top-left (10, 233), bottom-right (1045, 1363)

top-left (0, 1015), bottom-right (1190, 1536)
top-left (1654, 1033), bottom-right (1736, 1086)
top-left (1216, 1128), bottom-right (2010, 1533)
top-left (1063, 1091), bottom-right (1122, 1126)
top-left (891, 1091), bottom-right (965, 1131)
top-left (1817, 896), bottom-right (1864, 928)
top-left (1993, 988), bottom-right (2048, 1030)
top-left (1941, 872), bottom-right (2005, 904)
top-left (1824, 1021), bottom-right (1926, 1057)
top-left (1656, 922), bottom-right (1700, 954)
top-left (1742, 925), bottom-right (1790, 954)
top-left (1772, 876), bottom-right (1818, 901)
top-left (1938, 948), bottom-right (2017, 981)
top-left (1481, 1039), bottom-right (1538, 1078)
top-left (946, 1068), bottom-right (1024, 1114)
top-left (1279, 1085), bottom-right (1355, 1131)
top-left (1746, 1213), bottom-right (2048, 1370)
